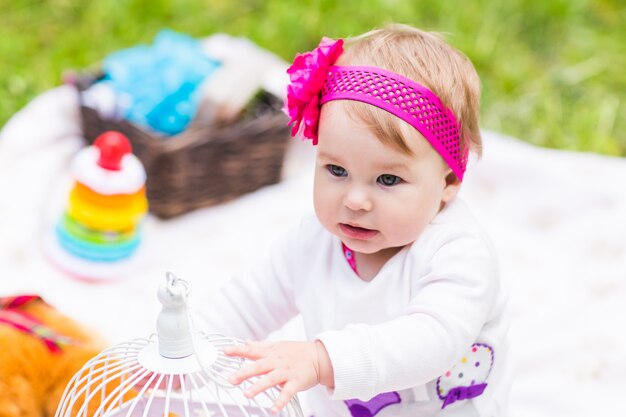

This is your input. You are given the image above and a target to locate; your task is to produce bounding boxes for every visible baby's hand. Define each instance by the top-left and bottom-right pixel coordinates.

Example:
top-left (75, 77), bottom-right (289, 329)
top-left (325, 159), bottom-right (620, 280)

top-left (224, 340), bottom-right (334, 414)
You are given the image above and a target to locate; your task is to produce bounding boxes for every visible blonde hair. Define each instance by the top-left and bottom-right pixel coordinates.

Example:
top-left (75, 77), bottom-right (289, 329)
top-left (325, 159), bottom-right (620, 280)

top-left (335, 24), bottom-right (482, 158)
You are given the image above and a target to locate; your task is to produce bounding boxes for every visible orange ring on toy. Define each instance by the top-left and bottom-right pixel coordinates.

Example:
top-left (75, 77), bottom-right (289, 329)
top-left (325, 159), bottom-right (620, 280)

top-left (73, 182), bottom-right (146, 207)
top-left (68, 189), bottom-right (148, 231)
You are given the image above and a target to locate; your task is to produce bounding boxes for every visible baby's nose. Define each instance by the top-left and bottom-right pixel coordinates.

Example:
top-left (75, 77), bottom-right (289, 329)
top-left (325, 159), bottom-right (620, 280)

top-left (343, 187), bottom-right (373, 212)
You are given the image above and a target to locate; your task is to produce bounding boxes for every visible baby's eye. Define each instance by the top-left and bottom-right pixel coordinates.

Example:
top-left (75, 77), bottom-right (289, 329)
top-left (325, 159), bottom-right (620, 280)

top-left (377, 174), bottom-right (402, 186)
top-left (327, 164), bottom-right (347, 177)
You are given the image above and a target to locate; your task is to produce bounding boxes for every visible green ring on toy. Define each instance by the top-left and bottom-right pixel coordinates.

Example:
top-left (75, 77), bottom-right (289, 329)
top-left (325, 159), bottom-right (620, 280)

top-left (62, 214), bottom-right (136, 244)
top-left (55, 224), bottom-right (140, 262)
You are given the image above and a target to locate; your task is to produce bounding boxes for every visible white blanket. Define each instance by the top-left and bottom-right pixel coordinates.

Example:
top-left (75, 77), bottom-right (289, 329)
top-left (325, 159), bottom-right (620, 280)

top-left (1, 86), bottom-right (624, 417)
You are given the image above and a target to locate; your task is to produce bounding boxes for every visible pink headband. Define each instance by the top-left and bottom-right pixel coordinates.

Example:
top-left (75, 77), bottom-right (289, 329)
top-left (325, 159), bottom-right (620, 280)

top-left (284, 37), bottom-right (467, 180)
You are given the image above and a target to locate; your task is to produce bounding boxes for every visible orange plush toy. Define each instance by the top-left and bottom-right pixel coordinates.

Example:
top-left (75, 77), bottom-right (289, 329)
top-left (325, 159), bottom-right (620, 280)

top-left (0, 295), bottom-right (110, 417)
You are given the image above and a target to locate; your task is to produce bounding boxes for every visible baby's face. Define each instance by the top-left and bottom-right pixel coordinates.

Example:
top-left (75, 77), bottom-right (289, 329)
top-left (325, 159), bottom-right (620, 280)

top-left (313, 102), bottom-right (458, 257)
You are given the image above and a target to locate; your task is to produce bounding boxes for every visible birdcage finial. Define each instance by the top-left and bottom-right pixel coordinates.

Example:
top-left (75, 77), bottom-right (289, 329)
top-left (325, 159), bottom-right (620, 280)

top-left (157, 271), bottom-right (193, 358)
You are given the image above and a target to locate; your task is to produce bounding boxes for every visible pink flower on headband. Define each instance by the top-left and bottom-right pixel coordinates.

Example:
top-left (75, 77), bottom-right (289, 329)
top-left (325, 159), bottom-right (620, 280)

top-left (283, 37), bottom-right (344, 144)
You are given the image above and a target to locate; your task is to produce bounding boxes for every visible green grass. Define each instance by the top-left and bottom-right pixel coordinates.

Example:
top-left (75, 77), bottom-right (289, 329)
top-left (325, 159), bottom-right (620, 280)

top-left (1, 0), bottom-right (625, 155)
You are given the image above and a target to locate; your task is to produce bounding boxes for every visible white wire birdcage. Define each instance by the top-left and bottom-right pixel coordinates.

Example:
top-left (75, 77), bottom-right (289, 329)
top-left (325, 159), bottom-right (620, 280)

top-left (54, 272), bottom-right (304, 417)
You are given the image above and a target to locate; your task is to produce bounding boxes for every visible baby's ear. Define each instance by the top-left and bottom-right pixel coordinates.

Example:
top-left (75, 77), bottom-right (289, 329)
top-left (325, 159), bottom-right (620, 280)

top-left (442, 170), bottom-right (461, 203)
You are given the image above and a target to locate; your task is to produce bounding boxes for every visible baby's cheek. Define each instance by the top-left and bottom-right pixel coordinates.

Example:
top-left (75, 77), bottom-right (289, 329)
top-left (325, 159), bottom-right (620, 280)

top-left (389, 214), bottom-right (429, 245)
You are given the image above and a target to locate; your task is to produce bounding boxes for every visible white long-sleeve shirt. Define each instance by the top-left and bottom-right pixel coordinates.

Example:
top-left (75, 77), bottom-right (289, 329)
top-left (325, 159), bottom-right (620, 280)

top-left (198, 198), bottom-right (510, 417)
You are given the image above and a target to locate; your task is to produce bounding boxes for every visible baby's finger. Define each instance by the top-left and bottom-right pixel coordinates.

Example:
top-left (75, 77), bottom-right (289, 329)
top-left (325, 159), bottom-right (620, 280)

top-left (229, 359), bottom-right (273, 385)
top-left (242, 370), bottom-right (285, 398)
top-left (224, 341), bottom-right (265, 359)
top-left (271, 382), bottom-right (297, 414)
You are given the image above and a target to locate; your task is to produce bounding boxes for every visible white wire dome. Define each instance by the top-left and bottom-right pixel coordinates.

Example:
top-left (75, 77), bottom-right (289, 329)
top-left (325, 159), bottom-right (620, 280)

top-left (54, 272), bottom-right (304, 417)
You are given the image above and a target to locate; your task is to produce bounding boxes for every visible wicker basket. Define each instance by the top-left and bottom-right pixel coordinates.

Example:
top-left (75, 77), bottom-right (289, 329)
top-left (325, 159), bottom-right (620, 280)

top-left (78, 87), bottom-right (290, 219)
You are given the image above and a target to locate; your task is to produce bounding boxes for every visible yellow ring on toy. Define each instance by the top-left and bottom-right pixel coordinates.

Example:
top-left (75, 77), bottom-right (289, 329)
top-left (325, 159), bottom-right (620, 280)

top-left (68, 189), bottom-right (148, 231)
top-left (73, 182), bottom-right (146, 208)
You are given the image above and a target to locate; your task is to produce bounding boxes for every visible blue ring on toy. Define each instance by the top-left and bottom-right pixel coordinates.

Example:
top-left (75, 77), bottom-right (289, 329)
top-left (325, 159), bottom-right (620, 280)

top-left (55, 225), bottom-right (140, 262)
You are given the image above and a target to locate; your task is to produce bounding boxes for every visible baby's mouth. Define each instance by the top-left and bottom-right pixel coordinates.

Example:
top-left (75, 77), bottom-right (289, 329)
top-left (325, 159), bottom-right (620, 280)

top-left (339, 223), bottom-right (378, 240)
